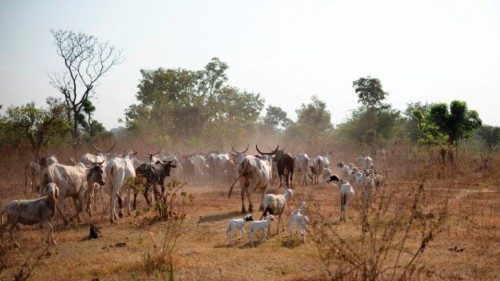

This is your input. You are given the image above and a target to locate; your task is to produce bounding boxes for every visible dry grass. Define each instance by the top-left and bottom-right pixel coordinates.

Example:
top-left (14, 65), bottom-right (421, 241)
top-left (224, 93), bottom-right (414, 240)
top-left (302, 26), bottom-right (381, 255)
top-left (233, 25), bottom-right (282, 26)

top-left (0, 146), bottom-right (498, 280)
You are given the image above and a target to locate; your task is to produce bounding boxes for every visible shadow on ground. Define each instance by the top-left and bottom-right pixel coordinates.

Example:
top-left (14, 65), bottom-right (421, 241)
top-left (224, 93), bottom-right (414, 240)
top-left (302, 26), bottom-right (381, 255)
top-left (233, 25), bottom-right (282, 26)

top-left (198, 210), bottom-right (242, 224)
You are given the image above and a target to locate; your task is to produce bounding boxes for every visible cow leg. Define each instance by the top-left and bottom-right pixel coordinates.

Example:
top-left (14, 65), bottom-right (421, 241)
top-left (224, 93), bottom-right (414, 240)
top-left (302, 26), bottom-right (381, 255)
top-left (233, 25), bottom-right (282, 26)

top-left (276, 212), bottom-right (282, 235)
top-left (71, 196), bottom-right (83, 222)
top-left (126, 187), bottom-right (132, 216)
top-left (86, 187), bottom-right (94, 217)
top-left (340, 193), bottom-right (346, 222)
top-left (240, 187), bottom-right (246, 213)
top-left (110, 191), bottom-right (116, 223)
top-left (99, 184), bottom-right (105, 203)
top-left (133, 189), bottom-right (138, 210)
top-left (10, 221), bottom-right (19, 248)
top-left (56, 193), bottom-right (69, 225)
top-left (144, 186), bottom-right (152, 207)
top-left (259, 183), bottom-right (270, 211)
top-left (41, 221), bottom-right (55, 245)
top-left (247, 189), bottom-right (253, 213)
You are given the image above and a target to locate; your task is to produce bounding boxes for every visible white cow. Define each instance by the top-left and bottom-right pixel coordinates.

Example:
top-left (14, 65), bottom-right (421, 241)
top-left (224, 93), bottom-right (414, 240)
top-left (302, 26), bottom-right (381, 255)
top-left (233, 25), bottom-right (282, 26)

top-left (189, 154), bottom-right (207, 184)
top-left (309, 151), bottom-right (332, 184)
top-left (295, 153), bottom-right (310, 185)
top-left (105, 152), bottom-right (136, 223)
top-left (356, 156), bottom-right (374, 170)
top-left (37, 157), bottom-right (89, 223)
top-left (229, 154), bottom-right (272, 213)
top-left (80, 152), bottom-right (107, 204)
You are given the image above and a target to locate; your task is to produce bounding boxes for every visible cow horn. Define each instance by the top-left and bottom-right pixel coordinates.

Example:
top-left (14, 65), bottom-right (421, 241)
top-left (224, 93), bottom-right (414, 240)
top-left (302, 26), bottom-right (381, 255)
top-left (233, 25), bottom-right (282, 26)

top-left (256, 145), bottom-right (266, 155)
top-left (270, 145), bottom-right (279, 154)
top-left (321, 149), bottom-right (333, 155)
top-left (91, 160), bottom-right (105, 166)
top-left (92, 141), bottom-right (115, 153)
top-left (231, 144), bottom-right (248, 154)
top-left (91, 143), bottom-right (102, 153)
top-left (105, 141), bottom-right (116, 153)
top-left (270, 146), bottom-right (284, 152)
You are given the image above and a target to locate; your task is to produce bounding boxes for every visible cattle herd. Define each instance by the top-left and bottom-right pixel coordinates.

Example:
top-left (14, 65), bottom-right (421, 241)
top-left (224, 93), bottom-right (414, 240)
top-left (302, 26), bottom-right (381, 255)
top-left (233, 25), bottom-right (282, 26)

top-left (0, 142), bottom-right (384, 248)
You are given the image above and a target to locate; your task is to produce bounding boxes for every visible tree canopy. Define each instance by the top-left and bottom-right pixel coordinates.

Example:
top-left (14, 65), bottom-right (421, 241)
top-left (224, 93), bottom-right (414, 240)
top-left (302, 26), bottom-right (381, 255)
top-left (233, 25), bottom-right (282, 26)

top-left (125, 58), bottom-right (264, 147)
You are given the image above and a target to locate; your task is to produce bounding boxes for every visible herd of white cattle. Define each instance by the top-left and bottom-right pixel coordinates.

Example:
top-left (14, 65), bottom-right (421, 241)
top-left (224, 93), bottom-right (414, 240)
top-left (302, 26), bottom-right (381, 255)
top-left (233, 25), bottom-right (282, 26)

top-left (0, 143), bottom-right (384, 248)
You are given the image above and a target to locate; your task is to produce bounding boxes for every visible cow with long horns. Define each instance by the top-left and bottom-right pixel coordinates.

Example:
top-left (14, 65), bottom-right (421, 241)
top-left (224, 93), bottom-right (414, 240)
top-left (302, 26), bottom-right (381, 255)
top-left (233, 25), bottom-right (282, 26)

top-left (228, 145), bottom-right (275, 213)
top-left (257, 146), bottom-right (294, 188)
top-left (81, 141), bottom-right (116, 205)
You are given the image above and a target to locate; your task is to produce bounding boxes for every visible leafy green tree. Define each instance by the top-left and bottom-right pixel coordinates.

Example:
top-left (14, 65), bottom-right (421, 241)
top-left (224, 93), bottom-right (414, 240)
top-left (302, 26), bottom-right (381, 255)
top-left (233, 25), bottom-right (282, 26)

top-left (295, 96), bottom-right (332, 133)
top-left (1, 98), bottom-right (70, 157)
top-left (341, 77), bottom-right (399, 149)
top-left (125, 59), bottom-right (264, 147)
top-left (126, 67), bottom-right (202, 138)
top-left (204, 86), bottom-right (264, 145)
top-left (287, 96), bottom-right (332, 147)
top-left (263, 105), bottom-right (292, 130)
top-left (198, 57), bottom-right (228, 96)
top-left (476, 125), bottom-right (499, 152)
top-left (335, 106), bottom-right (402, 147)
top-left (414, 100), bottom-right (482, 148)
top-left (404, 102), bottom-right (431, 142)
top-left (352, 76), bottom-right (388, 109)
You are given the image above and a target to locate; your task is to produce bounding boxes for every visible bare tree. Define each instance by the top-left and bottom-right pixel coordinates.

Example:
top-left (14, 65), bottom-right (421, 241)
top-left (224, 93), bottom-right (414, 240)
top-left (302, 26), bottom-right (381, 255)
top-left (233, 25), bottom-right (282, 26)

top-left (49, 29), bottom-right (122, 147)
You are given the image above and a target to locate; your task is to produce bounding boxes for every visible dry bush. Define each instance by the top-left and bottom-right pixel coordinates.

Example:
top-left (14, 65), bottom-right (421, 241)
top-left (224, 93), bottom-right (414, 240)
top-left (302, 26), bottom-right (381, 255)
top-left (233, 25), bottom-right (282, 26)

top-left (309, 166), bottom-right (449, 280)
top-left (139, 187), bottom-right (190, 281)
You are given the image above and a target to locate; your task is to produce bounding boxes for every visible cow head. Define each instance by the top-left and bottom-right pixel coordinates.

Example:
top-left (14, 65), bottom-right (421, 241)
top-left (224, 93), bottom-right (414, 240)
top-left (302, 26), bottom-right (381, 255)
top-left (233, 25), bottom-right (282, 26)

top-left (321, 149), bottom-right (333, 163)
top-left (161, 160), bottom-right (177, 176)
top-left (231, 144), bottom-right (248, 163)
top-left (87, 161), bottom-right (106, 185)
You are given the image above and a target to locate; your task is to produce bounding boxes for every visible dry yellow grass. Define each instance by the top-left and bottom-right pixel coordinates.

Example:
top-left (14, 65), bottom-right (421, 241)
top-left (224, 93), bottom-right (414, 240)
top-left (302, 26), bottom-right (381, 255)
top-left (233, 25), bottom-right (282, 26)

top-left (1, 179), bottom-right (498, 281)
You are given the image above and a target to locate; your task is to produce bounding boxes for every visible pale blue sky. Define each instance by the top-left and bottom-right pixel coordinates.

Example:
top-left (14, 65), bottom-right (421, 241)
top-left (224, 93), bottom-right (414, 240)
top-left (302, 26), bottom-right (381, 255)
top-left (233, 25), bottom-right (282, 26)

top-left (1, 0), bottom-right (499, 128)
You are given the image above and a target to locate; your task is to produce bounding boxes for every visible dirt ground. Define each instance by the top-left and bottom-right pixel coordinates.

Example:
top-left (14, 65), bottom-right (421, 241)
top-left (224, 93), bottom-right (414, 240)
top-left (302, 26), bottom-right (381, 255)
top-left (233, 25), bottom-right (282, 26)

top-left (0, 178), bottom-right (499, 281)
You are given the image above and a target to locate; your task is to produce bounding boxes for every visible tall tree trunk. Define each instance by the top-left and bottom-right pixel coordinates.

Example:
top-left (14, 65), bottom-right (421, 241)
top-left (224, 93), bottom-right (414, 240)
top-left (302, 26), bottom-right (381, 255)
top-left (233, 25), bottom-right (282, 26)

top-left (72, 110), bottom-right (79, 149)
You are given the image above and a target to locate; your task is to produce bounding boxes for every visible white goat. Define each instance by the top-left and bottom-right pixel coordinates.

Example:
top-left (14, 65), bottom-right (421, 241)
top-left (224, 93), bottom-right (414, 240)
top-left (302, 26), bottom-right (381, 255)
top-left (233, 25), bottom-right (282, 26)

top-left (356, 156), bottom-right (374, 170)
top-left (261, 189), bottom-right (293, 234)
top-left (322, 167), bottom-right (332, 183)
top-left (289, 202), bottom-right (309, 241)
top-left (0, 183), bottom-right (59, 248)
top-left (248, 215), bottom-right (274, 246)
top-left (337, 162), bottom-right (350, 181)
top-left (328, 175), bottom-right (355, 222)
top-left (349, 167), bottom-right (363, 189)
top-left (225, 214), bottom-right (254, 245)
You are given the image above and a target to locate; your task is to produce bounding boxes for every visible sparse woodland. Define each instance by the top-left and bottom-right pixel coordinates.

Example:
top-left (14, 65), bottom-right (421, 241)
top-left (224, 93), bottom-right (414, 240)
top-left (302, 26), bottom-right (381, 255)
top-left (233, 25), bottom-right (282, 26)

top-left (0, 30), bottom-right (498, 281)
